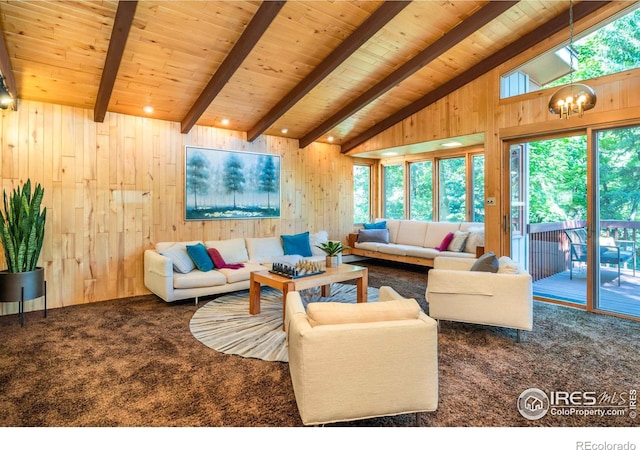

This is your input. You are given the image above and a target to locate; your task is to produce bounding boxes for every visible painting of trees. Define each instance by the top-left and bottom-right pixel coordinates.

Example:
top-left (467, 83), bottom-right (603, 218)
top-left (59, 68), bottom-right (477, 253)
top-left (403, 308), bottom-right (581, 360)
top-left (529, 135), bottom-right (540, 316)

top-left (184, 146), bottom-right (280, 220)
top-left (185, 150), bottom-right (211, 210)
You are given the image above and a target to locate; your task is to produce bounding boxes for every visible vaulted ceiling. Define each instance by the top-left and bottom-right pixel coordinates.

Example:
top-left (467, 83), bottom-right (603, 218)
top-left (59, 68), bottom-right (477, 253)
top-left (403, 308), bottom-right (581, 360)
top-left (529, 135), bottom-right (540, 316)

top-left (0, 1), bottom-right (619, 153)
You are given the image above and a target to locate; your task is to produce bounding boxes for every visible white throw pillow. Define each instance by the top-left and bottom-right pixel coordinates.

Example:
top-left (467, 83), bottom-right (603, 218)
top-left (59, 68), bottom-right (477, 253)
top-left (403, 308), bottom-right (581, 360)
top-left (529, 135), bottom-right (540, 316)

top-left (498, 256), bottom-right (521, 274)
top-left (464, 227), bottom-right (485, 254)
top-left (310, 231), bottom-right (329, 256)
top-left (447, 230), bottom-right (469, 252)
top-left (159, 245), bottom-right (196, 274)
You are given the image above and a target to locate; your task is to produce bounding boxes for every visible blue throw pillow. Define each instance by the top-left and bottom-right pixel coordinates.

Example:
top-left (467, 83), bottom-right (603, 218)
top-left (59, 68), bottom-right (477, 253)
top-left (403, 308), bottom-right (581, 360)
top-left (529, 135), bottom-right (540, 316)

top-left (281, 232), bottom-right (312, 257)
top-left (186, 243), bottom-right (214, 272)
top-left (363, 221), bottom-right (386, 230)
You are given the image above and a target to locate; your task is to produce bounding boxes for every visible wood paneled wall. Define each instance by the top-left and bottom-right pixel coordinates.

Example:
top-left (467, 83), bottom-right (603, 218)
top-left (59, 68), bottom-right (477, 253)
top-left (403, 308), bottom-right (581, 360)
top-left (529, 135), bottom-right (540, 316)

top-left (0, 101), bottom-right (353, 315)
top-left (349, 65), bottom-right (640, 258)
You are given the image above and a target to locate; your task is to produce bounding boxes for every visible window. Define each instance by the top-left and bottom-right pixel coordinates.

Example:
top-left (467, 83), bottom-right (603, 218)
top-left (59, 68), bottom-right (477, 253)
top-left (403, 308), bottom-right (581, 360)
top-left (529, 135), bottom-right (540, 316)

top-left (409, 161), bottom-right (433, 221)
top-left (471, 154), bottom-right (485, 223)
top-left (383, 164), bottom-right (404, 219)
top-left (500, 5), bottom-right (640, 98)
top-left (439, 157), bottom-right (466, 222)
top-left (353, 164), bottom-right (371, 224)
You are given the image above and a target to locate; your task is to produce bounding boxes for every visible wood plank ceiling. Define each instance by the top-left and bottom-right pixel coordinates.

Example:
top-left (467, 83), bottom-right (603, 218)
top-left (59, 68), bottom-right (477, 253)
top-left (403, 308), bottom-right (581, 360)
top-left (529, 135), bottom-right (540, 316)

top-left (0, 0), bottom-right (617, 153)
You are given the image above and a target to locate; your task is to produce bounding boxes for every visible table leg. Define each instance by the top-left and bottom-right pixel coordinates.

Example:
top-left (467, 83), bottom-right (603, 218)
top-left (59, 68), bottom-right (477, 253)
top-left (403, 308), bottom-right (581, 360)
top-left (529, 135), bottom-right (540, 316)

top-left (249, 277), bottom-right (261, 315)
top-left (321, 284), bottom-right (331, 297)
top-left (357, 268), bottom-right (368, 303)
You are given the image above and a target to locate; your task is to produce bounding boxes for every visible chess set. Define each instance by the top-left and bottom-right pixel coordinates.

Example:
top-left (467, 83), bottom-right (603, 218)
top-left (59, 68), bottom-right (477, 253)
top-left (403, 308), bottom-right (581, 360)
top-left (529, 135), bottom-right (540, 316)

top-left (270, 260), bottom-right (325, 279)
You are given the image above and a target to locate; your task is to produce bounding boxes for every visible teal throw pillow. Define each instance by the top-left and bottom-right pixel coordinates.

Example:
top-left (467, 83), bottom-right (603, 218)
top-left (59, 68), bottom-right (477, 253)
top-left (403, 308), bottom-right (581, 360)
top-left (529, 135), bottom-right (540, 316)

top-left (281, 231), bottom-right (312, 257)
top-left (363, 221), bottom-right (386, 230)
top-left (186, 243), bottom-right (214, 272)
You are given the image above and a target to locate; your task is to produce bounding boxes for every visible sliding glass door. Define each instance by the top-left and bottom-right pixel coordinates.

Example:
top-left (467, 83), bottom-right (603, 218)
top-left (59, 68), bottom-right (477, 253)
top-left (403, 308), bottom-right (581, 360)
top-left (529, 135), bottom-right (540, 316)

top-left (505, 125), bottom-right (640, 320)
top-left (507, 135), bottom-right (588, 307)
top-left (594, 125), bottom-right (640, 317)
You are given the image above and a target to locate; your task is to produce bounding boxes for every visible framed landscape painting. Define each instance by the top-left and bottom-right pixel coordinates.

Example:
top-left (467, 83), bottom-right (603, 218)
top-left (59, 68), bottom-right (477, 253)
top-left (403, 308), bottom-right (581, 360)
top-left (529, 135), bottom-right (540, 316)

top-left (184, 146), bottom-right (281, 220)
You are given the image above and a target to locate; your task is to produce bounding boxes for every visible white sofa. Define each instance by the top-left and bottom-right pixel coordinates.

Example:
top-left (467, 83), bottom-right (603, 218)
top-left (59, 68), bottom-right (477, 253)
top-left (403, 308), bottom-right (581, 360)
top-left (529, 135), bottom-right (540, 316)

top-left (144, 233), bottom-right (328, 303)
top-left (285, 286), bottom-right (438, 425)
top-left (349, 219), bottom-right (484, 267)
top-left (426, 256), bottom-right (533, 342)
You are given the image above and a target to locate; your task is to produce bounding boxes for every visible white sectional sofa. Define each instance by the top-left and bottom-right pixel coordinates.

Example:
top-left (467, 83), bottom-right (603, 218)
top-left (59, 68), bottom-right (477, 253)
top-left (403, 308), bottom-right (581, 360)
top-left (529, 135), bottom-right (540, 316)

top-left (348, 219), bottom-right (484, 267)
top-left (144, 232), bottom-right (328, 303)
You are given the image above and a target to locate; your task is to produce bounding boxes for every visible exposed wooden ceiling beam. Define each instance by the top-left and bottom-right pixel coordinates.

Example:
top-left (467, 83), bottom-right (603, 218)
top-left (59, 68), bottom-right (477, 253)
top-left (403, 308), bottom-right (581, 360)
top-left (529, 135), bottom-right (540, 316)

top-left (0, 19), bottom-right (18, 109)
top-left (341, 1), bottom-right (612, 153)
top-left (181, 1), bottom-right (286, 134)
top-left (246, 1), bottom-right (411, 142)
top-left (94, 0), bottom-right (138, 123)
top-left (298, 0), bottom-right (518, 149)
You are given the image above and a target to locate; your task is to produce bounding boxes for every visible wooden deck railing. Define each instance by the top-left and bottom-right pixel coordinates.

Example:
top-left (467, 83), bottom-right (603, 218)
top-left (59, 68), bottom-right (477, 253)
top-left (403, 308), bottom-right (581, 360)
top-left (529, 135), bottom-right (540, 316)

top-left (527, 220), bottom-right (640, 282)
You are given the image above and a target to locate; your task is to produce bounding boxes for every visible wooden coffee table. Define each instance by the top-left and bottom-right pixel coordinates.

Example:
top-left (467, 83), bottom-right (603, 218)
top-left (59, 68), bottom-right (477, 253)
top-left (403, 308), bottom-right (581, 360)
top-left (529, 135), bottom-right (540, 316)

top-left (249, 263), bottom-right (368, 329)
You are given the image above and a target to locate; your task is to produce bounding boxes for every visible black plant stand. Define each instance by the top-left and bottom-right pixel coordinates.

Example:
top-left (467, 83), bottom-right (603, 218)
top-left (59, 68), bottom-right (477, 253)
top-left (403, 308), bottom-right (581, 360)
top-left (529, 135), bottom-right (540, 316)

top-left (17, 281), bottom-right (47, 327)
top-left (0, 268), bottom-right (47, 327)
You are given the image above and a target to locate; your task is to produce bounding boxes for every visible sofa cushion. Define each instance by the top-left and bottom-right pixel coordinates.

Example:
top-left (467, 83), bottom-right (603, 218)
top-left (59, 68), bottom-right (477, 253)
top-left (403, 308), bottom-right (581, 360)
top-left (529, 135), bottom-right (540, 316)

top-left (447, 230), bottom-right (469, 252)
top-left (159, 245), bottom-right (196, 274)
top-left (186, 243), bottom-right (214, 272)
top-left (471, 251), bottom-right (499, 273)
top-left (357, 229), bottom-right (389, 244)
top-left (363, 221), bottom-right (386, 229)
top-left (406, 246), bottom-right (439, 259)
top-left (353, 241), bottom-right (381, 252)
top-left (173, 269), bottom-right (227, 289)
top-left (424, 222), bottom-right (460, 248)
top-left (246, 237), bottom-right (284, 263)
top-left (204, 238), bottom-right (249, 264)
top-left (376, 243), bottom-right (408, 256)
top-left (306, 299), bottom-right (421, 327)
top-left (281, 231), bottom-right (313, 257)
top-left (396, 220), bottom-right (428, 246)
top-left (218, 263), bottom-right (266, 283)
top-left (383, 219), bottom-right (401, 243)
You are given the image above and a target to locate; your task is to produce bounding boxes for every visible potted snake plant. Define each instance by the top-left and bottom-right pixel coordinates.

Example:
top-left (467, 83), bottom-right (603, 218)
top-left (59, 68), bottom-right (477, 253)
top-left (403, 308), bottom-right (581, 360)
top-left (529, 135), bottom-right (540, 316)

top-left (315, 241), bottom-right (349, 268)
top-left (0, 179), bottom-right (47, 320)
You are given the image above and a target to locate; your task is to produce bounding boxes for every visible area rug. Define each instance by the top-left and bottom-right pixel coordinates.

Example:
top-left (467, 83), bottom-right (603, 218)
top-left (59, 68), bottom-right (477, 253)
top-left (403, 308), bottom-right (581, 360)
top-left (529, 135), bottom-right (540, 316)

top-left (189, 284), bottom-right (380, 362)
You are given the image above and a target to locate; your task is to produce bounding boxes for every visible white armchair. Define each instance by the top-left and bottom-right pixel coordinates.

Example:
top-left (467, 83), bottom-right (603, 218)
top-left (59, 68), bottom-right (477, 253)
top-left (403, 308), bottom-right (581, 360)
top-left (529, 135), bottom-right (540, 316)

top-left (285, 286), bottom-right (438, 426)
top-left (426, 256), bottom-right (533, 342)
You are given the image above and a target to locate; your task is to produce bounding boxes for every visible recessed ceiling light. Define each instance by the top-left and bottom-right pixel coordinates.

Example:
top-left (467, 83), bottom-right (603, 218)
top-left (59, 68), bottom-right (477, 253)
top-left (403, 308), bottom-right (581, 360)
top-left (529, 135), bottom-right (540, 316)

top-left (441, 141), bottom-right (462, 148)
top-left (221, 118), bottom-right (230, 126)
top-left (143, 105), bottom-right (154, 114)
top-left (382, 151), bottom-right (397, 156)
top-left (327, 136), bottom-right (334, 143)
top-left (281, 128), bottom-right (288, 134)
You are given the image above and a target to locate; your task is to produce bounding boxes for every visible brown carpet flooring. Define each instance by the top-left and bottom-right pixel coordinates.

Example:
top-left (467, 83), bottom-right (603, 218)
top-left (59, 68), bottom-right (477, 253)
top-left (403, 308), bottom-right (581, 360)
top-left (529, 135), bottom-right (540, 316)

top-left (0, 259), bottom-right (638, 427)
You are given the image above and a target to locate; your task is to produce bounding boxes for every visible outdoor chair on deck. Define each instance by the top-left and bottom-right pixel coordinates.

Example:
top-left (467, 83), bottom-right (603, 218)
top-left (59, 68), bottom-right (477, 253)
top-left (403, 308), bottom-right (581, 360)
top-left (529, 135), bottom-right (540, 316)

top-left (565, 228), bottom-right (636, 286)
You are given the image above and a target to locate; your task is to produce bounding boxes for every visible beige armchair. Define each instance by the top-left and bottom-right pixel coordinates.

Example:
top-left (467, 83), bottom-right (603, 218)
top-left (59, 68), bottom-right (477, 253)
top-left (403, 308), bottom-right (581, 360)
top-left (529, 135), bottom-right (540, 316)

top-left (426, 256), bottom-right (533, 342)
top-left (285, 286), bottom-right (438, 426)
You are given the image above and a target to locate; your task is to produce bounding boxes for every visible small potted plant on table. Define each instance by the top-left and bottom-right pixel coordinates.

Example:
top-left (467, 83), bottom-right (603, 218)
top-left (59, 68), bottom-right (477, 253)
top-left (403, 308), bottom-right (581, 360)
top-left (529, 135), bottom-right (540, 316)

top-left (316, 241), bottom-right (349, 268)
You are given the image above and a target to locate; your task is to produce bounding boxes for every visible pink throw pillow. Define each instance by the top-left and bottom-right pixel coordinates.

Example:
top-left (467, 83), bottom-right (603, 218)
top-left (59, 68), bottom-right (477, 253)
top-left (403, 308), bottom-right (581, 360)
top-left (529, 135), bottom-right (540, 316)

top-left (436, 232), bottom-right (455, 251)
